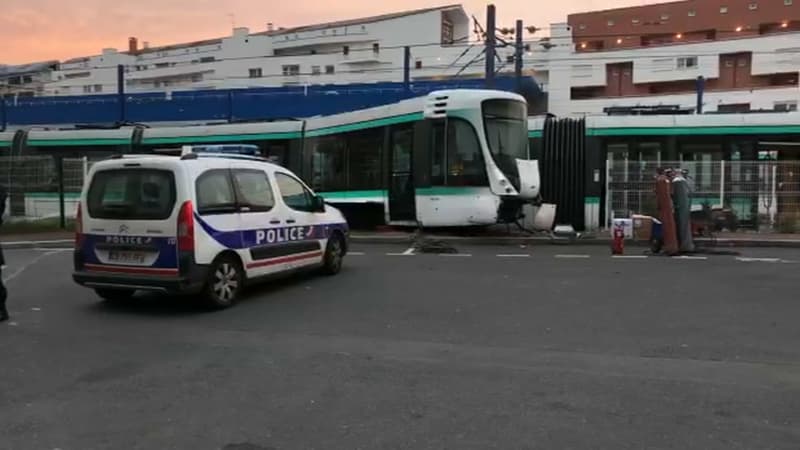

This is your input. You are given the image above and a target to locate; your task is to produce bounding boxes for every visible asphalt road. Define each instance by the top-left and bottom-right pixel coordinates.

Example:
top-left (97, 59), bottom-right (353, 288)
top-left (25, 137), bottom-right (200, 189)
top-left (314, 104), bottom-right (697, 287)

top-left (1, 244), bottom-right (800, 450)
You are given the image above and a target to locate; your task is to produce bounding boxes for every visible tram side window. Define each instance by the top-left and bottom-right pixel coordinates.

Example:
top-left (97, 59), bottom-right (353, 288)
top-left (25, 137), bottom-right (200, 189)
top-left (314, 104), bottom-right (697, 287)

top-left (311, 136), bottom-right (347, 192)
top-left (447, 119), bottom-right (487, 186)
top-left (430, 121), bottom-right (446, 185)
top-left (347, 128), bottom-right (383, 190)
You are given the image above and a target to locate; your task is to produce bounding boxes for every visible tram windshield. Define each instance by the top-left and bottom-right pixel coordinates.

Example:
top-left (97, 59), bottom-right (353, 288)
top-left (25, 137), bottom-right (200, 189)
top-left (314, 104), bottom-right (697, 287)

top-left (482, 99), bottom-right (528, 190)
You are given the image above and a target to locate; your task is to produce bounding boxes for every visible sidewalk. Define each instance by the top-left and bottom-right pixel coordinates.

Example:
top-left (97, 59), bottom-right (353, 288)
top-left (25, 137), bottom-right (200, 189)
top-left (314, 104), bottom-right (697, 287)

top-left (2, 229), bottom-right (800, 249)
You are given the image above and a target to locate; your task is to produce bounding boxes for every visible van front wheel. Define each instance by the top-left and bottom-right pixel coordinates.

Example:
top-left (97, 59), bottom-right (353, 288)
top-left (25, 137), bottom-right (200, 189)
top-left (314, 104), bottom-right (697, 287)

top-left (204, 256), bottom-right (243, 309)
top-left (322, 234), bottom-right (345, 275)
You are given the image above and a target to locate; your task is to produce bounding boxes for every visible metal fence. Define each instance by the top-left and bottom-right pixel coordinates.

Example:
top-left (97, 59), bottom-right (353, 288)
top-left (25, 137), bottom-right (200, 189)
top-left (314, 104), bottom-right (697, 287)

top-left (607, 160), bottom-right (800, 233)
top-left (0, 155), bottom-right (91, 221)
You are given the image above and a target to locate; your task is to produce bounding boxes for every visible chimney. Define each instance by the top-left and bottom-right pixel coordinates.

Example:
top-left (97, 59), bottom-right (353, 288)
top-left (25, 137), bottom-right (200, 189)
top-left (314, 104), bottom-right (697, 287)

top-left (128, 37), bottom-right (138, 54)
top-left (267, 22), bottom-right (274, 32)
top-left (143, 41), bottom-right (150, 49)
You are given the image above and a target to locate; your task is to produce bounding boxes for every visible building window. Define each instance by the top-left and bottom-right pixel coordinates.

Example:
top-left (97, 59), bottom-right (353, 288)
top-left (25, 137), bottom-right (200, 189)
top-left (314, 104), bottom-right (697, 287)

top-left (248, 68), bottom-right (262, 78)
top-left (749, 2), bottom-right (758, 10)
top-left (631, 18), bottom-right (640, 25)
top-left (372, 43), bottom-right (380, 54)
top-left (325, 65), bottom-right (335, 75)
top-left (785, 0), bottom-right (793, 5)
top-left (607, 19), bottom-right (615, 26)
top-left (83, 85), bottom-right (92, 93)
top-left (415, 60), bottom-right (423, 69)
top-left (191, 74), bottom-right (203, 82)
top-left (688, 10), bottom-right (696, 17)
top-left (94, 84), bottom-right (103, 92)
top-left (311, 65), bottom-right (321, 76)
top-left (282, 65), bottom-right (300, 76)
top-left (200, 56), bottom-right (215, 63)
top-left (775, 101), bottom-right (798, 111)
top-left (720, 6), bottom-right (728, 13)
top-left (677, 56), bottom-right (698, 69)
top-left (660, 14), bottom-right (670, 20)
top-left (343, 45), bottom-right (349, 56)
top-left (579, 24), bottom-right (586, 30)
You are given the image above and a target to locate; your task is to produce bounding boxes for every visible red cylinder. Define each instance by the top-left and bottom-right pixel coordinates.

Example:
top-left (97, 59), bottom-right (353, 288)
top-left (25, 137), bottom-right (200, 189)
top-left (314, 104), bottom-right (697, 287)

top-left (611, 227), bottom-right (624, 255)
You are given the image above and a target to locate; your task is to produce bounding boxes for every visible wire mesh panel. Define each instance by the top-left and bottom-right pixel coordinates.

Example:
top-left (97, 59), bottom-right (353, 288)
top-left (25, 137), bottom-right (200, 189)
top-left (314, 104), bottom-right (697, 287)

top-left (607, 159), bottom-right (800, 232)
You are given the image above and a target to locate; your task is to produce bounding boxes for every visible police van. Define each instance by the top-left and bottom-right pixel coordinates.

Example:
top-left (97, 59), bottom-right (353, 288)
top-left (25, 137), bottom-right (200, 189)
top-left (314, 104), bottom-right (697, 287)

top-left (72, 145), bottom-right (350, 308)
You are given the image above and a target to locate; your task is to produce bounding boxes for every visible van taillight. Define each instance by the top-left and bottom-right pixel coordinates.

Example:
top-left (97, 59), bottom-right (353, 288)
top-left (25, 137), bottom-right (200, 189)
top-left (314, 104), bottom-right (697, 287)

top-left (177, 200), bottom-right (194, 252)
top-left (75, 203), bottom-right (83, 248)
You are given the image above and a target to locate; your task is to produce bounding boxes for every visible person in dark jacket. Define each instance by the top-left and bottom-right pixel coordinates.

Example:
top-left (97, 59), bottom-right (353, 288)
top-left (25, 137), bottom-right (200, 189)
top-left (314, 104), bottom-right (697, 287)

top-left (0, 186), bottom-right (7, 322)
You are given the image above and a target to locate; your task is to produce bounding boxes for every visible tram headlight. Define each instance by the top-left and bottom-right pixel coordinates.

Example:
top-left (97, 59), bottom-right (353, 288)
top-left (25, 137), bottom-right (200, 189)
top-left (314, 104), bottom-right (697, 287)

top-left (505, 187), bottom-right (513, 193)
top-left (499, 179), bottom-right (508, 186)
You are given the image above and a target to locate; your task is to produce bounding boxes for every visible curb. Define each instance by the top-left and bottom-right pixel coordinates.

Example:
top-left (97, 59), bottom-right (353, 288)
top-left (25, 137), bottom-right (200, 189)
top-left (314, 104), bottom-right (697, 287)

top-left (2, 239), bottom-right (73, 250)
top-left (3, 236), bottom-right (800, 250)
top-left (349, 234), bottom-right (800, 248)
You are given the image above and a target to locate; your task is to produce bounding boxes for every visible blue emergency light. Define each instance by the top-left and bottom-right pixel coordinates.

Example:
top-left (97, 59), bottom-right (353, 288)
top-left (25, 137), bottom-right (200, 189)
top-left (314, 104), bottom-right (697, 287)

top-left (187, 144), bottom-right (260, 156)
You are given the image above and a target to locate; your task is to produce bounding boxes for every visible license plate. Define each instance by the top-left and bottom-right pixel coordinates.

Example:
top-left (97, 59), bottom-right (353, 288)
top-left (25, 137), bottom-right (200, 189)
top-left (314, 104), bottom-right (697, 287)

top-left (108, 251), bottom-right (146, 264)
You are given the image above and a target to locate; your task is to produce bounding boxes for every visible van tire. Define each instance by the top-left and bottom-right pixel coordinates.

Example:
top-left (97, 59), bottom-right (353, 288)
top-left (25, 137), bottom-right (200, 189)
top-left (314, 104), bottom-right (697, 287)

top-left (204, 255), bottom-right (244, 309)
top-left (322, 234), bottom-right (345, 275)
top-left (95, 288), bottom-right (135, 302)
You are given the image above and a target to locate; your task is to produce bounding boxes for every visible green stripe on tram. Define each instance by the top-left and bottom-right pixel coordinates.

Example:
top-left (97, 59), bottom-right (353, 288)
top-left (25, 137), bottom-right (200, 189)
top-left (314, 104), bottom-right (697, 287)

top-left (318, 186), bottom-right (483, 200)
top-left (0, 141), bottom-right (12, 148)
top-left (141, 132), bottom-right (302, 145)
top-left (27, 138), bottom-right (132, 147)
top-left (306, 112), bottom-right (424, 137)
top-left (587, 125), bottom-right (800, 136)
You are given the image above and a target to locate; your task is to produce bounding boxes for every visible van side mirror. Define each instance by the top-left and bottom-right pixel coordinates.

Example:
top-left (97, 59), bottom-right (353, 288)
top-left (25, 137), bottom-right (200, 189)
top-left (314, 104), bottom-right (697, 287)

top-left (312, 195), bottom-right (326, 213)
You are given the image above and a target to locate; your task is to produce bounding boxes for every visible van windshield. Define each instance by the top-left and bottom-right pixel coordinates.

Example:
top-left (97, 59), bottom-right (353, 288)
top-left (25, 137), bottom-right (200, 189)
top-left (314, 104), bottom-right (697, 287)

top-left (87, 169), bottom-right (176, 220)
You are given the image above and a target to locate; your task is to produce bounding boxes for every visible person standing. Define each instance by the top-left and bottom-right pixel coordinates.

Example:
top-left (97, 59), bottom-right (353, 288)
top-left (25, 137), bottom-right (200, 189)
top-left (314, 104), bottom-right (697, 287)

top-left (672, 169), bottom-right (695, 253)
top-left (0, 185), bottom-right (8, 322)
top-left (655, 168), bottom-right (679, 256)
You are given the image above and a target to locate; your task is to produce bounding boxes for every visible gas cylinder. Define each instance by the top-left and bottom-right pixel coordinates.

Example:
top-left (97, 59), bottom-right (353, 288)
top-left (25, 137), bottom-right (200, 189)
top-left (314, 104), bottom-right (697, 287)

top-left (611, 226), bottom-right (625, 255)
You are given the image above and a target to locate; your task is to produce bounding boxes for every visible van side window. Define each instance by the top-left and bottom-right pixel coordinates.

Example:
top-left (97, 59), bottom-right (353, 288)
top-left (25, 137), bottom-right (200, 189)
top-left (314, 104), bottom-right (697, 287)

top-left (232, 169), bottom-right (275, 212)
top-left (275, 172), bottom-right (313, 212)
top-left (196, 170), bottom-right (237, 215)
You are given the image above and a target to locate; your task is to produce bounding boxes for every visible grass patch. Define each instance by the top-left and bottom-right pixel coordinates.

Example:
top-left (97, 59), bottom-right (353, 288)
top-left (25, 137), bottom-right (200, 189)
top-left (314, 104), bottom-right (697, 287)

top-left (0, 217), bottom-right (75, 235)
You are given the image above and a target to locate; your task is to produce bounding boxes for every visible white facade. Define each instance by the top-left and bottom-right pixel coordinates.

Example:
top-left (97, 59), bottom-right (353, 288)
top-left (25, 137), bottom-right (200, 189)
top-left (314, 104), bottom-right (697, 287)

top-left (527, 24), bottom-right (800, 116)
top-left (41, 5), bottom-right (512, 97)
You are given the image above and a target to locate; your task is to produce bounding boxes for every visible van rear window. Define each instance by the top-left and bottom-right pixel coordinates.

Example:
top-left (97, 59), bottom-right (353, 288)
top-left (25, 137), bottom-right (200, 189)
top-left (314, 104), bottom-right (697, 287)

top-left (87, 169), bottom-right (176, 220)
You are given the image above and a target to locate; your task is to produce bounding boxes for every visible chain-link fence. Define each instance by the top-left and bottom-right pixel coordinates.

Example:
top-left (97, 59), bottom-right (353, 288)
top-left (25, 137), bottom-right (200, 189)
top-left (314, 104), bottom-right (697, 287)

top-left (607, 160), bottom-right (800, 233)
top-left (0, 155), bottom-right (92, 222)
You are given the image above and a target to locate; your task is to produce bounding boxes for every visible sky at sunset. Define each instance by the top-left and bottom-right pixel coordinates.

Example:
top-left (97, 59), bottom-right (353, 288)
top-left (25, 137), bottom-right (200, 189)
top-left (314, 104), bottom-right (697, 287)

top-left (0, 0), bottom-right (661, 64)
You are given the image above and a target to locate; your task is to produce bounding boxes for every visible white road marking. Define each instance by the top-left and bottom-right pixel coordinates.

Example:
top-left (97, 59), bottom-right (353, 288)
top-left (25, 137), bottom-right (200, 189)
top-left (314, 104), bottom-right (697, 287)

top-left (348, 252), bottom-right (366, 256)
top-left (402, 247), bottom-right (416, 255)
top-left (3, 249), bottom-right (69, 284)
top-left (33, 247), bottom-right (73, 252)
top-left (439, 253), bottom-right (472, 257)
top-left (387, 252), bottom-right (415, 256)
top-left (612, 255), bottom-right (648, 259)
top-left (736, 257), bottom-right (781, 263)
top-left (672, 256), bottom-right (708, 260)
top-left (497, 254), bottom-right (531, 258)
top-left (31, 307), bottom-right (41, 312)
top-left (555, 254), bottom-right (591, 259)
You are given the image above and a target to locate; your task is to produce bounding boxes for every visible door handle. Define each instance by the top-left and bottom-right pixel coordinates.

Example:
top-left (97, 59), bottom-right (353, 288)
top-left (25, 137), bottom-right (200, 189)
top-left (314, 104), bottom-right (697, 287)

top-left (286, 219), bottom-right (296, 224)
top-left (269, 219), bottom-right (281, 224)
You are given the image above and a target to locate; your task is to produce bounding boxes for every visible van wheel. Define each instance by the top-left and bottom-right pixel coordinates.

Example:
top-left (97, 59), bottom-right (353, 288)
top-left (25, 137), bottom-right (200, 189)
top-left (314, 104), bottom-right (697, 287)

top-left (322, 234), bottom-right (345, 275)
top-left (95, 288), bottom-right (135, 302)
top-left (204, 256), bottom-right (243, 309)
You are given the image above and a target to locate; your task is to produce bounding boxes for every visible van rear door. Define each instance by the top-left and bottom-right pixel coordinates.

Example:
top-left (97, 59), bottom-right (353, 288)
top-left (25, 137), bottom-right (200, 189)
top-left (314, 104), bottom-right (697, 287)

top-left (78, 166), bottom-right (180, 276)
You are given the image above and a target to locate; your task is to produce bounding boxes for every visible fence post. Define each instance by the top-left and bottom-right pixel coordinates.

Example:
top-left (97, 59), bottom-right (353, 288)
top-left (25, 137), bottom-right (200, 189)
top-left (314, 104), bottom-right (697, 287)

top-left (719, 160), bottom-right (725, 208)
top-left (605, 159), bottom-right (611, 229)
top-left (771, 164), bottom-right (778, 227)
top-left (56, 156), bottom-right (66, 229)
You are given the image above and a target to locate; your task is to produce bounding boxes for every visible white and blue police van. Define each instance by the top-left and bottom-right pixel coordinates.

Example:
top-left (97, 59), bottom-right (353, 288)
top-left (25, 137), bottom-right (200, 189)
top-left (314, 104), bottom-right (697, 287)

top-left (72, 144), bottom-right (349, 308)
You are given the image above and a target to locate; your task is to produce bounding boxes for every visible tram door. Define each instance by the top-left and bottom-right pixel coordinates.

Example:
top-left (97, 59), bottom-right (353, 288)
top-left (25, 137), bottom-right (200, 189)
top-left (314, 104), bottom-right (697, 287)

top-left (388, 124), bottom-right (417, 222)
